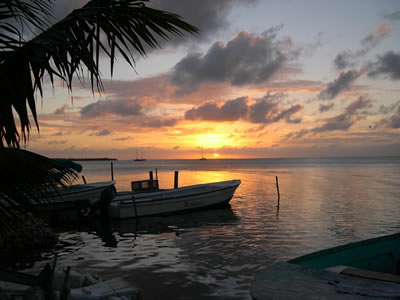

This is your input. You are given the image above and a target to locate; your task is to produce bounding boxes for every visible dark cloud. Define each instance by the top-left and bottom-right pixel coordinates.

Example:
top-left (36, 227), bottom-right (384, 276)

top-left (54, 104), bottom-right (69, 115)
top-left (334, 24), bottom-right (392, 69)
top-left (185, 97), bottom-right (248, 121)
top-left (53, 131), bottom-right (65, 136)
top-left (319, 70), bottom-right (360, 100)
top-left (96, 76), bottom-right (322, 107)
top-left (334, 52), bottom-right (354, 70)
top-left (273, 105), bottom-right (303, 124)
top-left (53, 1), bottom-right (256, 47)
top-left (173, 145), bottom-right (180, 150)
top-left (312, 114), bottom-right (354, 132)
top-left (112, 136), bottom-right (132, 141)
top-left (248, 97), bottom-right (278, 123)
top-left (368, 51), bottom-right (400, 80)
top-left (391, 113), bottom-right (400, 128)
top-left (301, 32), bottom-right (324, 58)
top-left (319, 103), bottom-right (335, 113)
top-left (90, 129), bottom-right (111, 136)
top-left (51, 0), bottom-right (262, 65)
top-left (140, 118), bottom-right (178, 128)
top-left (149, 0), bottom-right (258, 44)
top-left (185, 94), bottom-right (303, 124)
top-left (383, 11), bottom-right (400, 21)
top-left (287, 96), bottom-right (372, 139)
top-left (317, 96), bottom-right (372, 131)
top-left (80, 99), bottom-right (143, 118)
top-left (172, 28), bottom-right (290, 94)
top-left (99, 74), bottom-right (231, 106)
top-left (375, 110), bottom-right (400, 129)
top-left (282, 129), bottom-right (308, 141)
top-left (360, 24), bottom-right (392, 50)
top-left (373, 118), bottom-right (389, 129)
top-left (378, 100), bottom-right (400, 114)
top-left (374, 103), bottom-right (400, 129)
top-left (345, 96), bottom-right (372, 113)
top-left (48, 140), bottom-right (67, 145)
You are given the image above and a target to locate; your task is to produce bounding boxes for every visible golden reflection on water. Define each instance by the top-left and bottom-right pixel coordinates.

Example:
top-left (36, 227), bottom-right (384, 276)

top-left (12, 159), bottom-right (400, 300)
top-left (77, 161), bottom-right (400, 244)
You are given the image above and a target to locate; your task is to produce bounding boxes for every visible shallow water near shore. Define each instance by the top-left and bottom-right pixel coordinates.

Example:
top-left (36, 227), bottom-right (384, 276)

top-left (5, 157), bottom-right (400, 299)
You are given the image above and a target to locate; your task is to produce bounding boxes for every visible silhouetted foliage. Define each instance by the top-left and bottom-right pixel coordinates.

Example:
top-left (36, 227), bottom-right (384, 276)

top-left (0, 0), bottom-right (198, 243)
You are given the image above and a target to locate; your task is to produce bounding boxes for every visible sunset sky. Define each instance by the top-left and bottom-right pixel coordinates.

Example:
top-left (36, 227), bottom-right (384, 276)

top-left (26, 0), bottom-right (400, 159)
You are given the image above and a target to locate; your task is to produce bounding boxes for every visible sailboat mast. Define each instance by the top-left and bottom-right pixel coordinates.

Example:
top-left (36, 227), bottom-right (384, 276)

top-left (200, 149), bottom-right (206, 160)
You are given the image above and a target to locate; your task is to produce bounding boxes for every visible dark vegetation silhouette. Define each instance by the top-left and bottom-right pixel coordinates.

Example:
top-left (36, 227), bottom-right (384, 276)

top-left (0, 0), bottom-right (198, 244)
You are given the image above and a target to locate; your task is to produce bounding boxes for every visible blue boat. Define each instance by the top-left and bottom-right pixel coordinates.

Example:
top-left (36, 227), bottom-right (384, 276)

top-left (251, 233), bottom-right (400, 299)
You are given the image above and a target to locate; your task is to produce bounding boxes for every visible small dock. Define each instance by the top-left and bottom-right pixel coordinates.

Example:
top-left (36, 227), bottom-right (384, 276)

top-left (250, 262), bottom-right (400, 299)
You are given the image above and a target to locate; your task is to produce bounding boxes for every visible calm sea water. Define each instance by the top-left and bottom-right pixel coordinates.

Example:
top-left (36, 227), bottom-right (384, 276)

top-left (10, 157), bottom-right (400, 299)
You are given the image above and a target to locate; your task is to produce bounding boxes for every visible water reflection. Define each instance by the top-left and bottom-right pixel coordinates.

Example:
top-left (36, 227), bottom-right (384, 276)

top-left (87, 206), bottom-right (240, 246)
top-left (8, 158), bottom-right (400, 300)
top-left (29, 206), bottom-right (248, 299)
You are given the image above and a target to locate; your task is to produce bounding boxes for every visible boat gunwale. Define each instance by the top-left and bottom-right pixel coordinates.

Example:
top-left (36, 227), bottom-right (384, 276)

top-left (113, 180), bottom-right (241, 204)
top-left (111, 196), bottom-right (234, 218)
top-left (48, 181), bottom-right (116, 197)
top-left (116, 186), bottom-right (237, 208)
top-left (289, 232), bottom-right (400, 266)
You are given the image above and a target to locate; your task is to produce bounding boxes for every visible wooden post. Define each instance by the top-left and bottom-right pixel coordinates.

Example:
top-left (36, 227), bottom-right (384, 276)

top-left (174, 171), bottom-right (179, 189)
top-left (155, 168), bottom-right (159, 189)
top-left (276, 176), bottom-right (280, 207)
top-left (111, 162), bottom-right (114, 181)
top-left (149, 171), bottom-right (154, 189)
top-left (59, 266), bottom-right (71, 300)
top-left (132, 194), bottom-right (139, 227)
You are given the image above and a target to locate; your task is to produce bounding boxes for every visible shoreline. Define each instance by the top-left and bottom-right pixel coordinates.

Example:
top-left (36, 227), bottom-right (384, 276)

top-left (67, 158), bottom-right (118, 161)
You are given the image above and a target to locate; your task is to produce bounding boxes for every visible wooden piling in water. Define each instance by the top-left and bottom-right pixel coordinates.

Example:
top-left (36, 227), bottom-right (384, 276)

top-left (276, 176), bottom-right (280, 207)
top-left (111, 162), bottom-right (114, 181)
top-left (149, 171), bottom-right (153, 181)
top-left (174, 171), bottom-right (179, 189)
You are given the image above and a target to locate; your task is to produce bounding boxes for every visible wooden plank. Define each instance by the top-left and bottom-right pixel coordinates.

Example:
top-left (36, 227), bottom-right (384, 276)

top-left (341, 267), bottom-right (400, 284)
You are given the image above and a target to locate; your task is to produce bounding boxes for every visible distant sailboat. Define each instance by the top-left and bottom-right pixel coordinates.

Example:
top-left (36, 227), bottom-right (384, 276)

top-left (200, 150), bottom-right (206, 160)
top-left (134, 149), bottom-right (146, 161)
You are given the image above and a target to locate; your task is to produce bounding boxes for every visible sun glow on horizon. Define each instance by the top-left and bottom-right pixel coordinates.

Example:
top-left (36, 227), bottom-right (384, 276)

top-left (195, 133), bottom-right (230, 148)
top-left (213, 153), bottom-right (219, 157)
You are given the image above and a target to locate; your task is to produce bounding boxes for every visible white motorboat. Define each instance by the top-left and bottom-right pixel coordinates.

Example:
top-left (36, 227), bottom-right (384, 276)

top-left (108, 179), bottom-right (241, 219)
top-left (47, 181), bottom-right (116, 204)
top-left (35, 181), bottom-right (116, 218)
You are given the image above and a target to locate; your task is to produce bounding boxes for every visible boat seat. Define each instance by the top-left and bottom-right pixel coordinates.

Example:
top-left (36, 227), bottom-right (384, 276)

top-left (341, 267), bottom-right (400, 284)
top-left (327, 265), bottom-right (400, 284)
top-left (131, 179), bottom-right (159, 192)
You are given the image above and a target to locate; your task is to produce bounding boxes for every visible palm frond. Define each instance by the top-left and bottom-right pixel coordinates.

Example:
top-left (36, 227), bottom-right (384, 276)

top-left (0, 148), bottom-right (78, 205)
top-left (0, 0), bottom-right (54, 37)
top-left (0, 0), bottom-right (199, 147)
top-left (0, 148), bottom-right (78, 238)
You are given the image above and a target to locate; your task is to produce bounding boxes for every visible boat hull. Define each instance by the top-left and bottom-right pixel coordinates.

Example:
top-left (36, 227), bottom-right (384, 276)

top-left (289, 232), bottom-right (400, 274)
top-left (250, 233), bottom-right (400, 299)
top-left (36, 181), bottom-right (116, 218)
top-left (47, 181), bottom-right (116, 205)
top-left (108, 180), bottom-right (240, 219)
